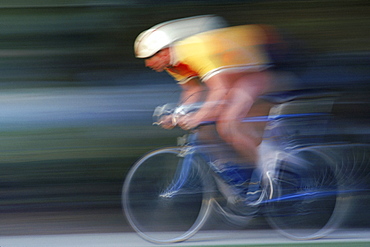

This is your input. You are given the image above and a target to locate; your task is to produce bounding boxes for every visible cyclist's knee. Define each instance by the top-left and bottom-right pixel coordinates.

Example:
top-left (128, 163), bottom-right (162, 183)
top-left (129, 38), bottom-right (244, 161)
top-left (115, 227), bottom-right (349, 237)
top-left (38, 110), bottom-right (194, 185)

top-left (217, 121), bottom-right (261, 147)
top-left (216, 121), bottom-right (238, 144)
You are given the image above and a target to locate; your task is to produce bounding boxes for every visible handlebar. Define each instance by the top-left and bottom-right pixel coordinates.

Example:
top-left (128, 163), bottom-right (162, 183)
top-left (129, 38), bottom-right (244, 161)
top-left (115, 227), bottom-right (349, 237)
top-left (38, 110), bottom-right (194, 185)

top-left (153, 103), bottom-right (329, 129)
top-left (153, 103), bottom-right (204, 126)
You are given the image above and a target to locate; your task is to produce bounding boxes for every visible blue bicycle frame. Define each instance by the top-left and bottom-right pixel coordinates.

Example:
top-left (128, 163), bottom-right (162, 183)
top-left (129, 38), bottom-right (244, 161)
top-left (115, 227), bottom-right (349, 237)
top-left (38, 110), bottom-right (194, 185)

top-left (159, 111), bottom-right (330, 201)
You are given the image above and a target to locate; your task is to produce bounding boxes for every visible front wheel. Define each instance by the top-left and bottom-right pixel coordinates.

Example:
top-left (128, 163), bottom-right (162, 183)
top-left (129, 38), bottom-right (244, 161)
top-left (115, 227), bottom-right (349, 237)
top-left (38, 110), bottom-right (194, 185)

top-left (266, 146), bottom-right (352, 240)
top-left (122, 148), bottom-right (214, 244)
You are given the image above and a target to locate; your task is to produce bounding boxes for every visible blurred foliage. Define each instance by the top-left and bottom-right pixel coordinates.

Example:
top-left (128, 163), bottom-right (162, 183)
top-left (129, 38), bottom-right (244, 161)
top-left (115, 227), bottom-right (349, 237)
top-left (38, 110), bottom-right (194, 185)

top-left (0, 125), bottom-right (183, 163)
top-left (0, 124), bottom-right (185, 209)
top-left (0, 0), bottom-right (368, 82)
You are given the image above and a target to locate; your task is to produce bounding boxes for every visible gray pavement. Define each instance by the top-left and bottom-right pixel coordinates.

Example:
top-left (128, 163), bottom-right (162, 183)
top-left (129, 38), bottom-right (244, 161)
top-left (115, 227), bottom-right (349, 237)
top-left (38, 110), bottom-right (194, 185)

top-left (1, 229), bottom-right (370, 247)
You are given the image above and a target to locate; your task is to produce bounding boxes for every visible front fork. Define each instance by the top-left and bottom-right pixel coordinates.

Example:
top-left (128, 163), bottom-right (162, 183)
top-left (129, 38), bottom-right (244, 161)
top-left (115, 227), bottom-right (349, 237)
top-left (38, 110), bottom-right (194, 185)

top-left (159, 134), bottom-right (198, 198)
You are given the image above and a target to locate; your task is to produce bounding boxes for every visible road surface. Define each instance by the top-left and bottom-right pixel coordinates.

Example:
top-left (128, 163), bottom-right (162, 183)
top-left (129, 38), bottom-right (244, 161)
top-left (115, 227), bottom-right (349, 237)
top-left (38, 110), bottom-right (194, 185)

top-left (1, 229), bottom-right (370, 247)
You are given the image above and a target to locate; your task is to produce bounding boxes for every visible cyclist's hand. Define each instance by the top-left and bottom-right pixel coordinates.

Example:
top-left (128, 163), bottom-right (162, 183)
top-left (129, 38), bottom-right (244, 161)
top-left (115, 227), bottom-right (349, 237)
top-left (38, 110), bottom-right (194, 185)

top-left (178, 114), bottom-right (199, 130)
top-left (159, 115), bottom-right (175, 129)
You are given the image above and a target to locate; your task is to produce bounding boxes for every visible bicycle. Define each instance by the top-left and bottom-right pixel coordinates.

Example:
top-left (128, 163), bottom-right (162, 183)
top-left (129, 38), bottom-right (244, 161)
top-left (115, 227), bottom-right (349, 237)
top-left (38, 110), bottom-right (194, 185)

top-left (122, 89), bottom-right (370, 244)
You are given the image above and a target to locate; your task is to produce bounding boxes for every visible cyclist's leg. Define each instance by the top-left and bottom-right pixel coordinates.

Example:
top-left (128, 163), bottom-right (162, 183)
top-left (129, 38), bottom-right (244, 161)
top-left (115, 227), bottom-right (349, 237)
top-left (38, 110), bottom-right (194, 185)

top-left (215, 71), bottom-right (273, 203)
top-left (216, 70), bottom-right (273, 162)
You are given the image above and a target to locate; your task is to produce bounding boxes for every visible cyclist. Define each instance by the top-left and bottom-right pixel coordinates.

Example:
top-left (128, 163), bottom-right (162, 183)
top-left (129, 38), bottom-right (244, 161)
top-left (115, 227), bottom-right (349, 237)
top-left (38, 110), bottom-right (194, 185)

top-left (134, 16), bottom-right (284, 203)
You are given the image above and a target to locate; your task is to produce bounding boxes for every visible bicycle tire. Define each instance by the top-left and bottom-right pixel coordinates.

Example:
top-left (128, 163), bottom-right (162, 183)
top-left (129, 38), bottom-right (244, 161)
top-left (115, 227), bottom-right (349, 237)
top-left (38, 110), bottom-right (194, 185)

top-left (265, 146), bottom-right (352, 240)
top-left (122, 148), bottom-right (214, 244)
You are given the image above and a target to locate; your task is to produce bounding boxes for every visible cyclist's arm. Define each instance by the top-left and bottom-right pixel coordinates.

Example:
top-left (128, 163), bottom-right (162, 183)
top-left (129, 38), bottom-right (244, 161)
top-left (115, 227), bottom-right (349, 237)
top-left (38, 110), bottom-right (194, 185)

top-left (178, 73), bottom-right (228, 129)
top-left (157, 77), bottom-right (205, 129)
top-left (193, 73), bottom-right (228, 120)
top-left (179, 77), bottom-right (206, 105)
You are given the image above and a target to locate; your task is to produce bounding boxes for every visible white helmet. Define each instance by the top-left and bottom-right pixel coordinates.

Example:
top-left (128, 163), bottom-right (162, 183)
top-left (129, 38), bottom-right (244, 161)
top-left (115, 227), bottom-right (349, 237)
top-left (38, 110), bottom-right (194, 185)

top-left (134, 29), bottom-right (172, 59)
top-left (134, 15), bottom-right (228, 58)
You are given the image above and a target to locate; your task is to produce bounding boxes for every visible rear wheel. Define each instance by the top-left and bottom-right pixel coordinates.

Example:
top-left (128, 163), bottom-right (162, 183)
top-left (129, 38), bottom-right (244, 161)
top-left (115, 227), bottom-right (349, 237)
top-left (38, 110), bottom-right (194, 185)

top-left (266, 146), bottom-right (352, 240)
top-left (122, 148), bottom-right (214, 244)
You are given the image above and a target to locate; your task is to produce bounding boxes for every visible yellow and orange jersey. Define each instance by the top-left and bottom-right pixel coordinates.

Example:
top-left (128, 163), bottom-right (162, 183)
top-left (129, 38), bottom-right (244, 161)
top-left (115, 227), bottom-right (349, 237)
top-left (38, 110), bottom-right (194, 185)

top-left (166, 24), bottom-right (277, 84)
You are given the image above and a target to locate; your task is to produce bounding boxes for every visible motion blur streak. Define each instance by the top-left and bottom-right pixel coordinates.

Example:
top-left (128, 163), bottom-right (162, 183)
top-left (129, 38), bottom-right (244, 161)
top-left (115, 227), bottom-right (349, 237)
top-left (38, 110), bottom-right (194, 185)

top-left (0, 0), bottom-right (369, 243)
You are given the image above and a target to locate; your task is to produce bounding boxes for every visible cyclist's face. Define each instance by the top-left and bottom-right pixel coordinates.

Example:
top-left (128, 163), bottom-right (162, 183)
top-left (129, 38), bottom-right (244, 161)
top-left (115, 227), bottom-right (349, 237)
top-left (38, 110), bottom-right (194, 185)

top-left (145, 48), bottom-right (170, 72)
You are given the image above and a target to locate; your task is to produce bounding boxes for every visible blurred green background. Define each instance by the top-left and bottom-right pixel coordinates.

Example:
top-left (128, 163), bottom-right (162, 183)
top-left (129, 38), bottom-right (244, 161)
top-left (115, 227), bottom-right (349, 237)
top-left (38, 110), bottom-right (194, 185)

top-left (0, 0), bottom-right (368, 83)
top-left (0, 0), bottom-right (369, 233)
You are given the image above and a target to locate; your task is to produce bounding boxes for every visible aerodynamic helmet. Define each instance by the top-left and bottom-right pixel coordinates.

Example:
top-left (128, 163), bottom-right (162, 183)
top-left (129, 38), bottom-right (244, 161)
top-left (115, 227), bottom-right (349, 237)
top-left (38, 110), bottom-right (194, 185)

top-left (134, 15), bottom-right (227, 58)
